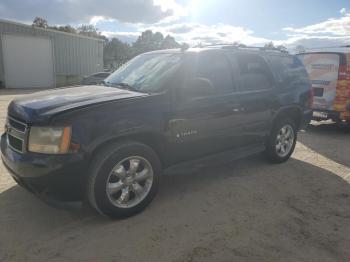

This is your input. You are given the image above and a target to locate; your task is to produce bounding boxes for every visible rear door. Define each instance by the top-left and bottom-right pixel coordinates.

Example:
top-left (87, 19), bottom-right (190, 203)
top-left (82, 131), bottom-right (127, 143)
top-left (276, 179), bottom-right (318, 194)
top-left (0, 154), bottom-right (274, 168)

top-left (227, 52), bottom-right (277, 146)
top-left (297, 53), bottom-right (340, 111)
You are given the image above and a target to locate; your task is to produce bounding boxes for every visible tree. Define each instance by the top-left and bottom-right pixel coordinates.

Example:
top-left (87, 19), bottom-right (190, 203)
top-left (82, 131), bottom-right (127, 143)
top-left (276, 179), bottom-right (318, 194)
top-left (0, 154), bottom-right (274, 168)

top-left (264, 41), bottom-right (275, 49)
top-left (104, 30), bottom-right (183, 69)
top-left (161, 35), bottom-right (181, 49)
top-left (180, 43), bottom-right (190, 50)
top-left (32, 17), bottom-right (48, 28)
top-left (295, 45), bottom-right (306, 54)
top-left (77, 24), bottom-right (107, 40)
top-left (276, 45), bottom-right (288, 52)
top-left (133, 30), bottom-right (181, 55)
top-left (50, 25), bottom-right (77, 34)
top-left (104, 38), bottom-right (133, 69)
top-left (31, 17), bottom-right (107, 39)
top-left (30, 17), bottom-right (183, 69)
top-left (264, 42), bottom-right (288, 52)
top-left (77, 24), bottom-right (98, 36)
top-left (133, 30), bottom-right (156, 54)
top-left (153, 32), bottom-right (165, 49)
top-left (58, 25), bottom-right (77, 34)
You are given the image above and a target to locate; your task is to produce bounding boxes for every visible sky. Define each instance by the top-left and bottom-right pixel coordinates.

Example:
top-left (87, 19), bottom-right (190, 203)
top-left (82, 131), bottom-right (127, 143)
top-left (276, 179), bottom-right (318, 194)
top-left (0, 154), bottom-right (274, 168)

top-left (0, 0), bottom-right (350, 50)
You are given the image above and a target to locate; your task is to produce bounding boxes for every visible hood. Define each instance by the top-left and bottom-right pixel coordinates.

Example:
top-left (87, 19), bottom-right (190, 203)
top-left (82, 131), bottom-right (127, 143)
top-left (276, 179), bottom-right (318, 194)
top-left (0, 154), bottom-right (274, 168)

top-left (8, 85), bottom-right (147, 123)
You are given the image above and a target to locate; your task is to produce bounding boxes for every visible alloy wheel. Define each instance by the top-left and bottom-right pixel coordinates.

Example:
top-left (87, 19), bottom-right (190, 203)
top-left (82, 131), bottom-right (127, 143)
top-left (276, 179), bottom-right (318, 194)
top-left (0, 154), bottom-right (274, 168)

top-left (106, 156), bottom-right (154, 208)
top-left (275, 124), bottom-right (295, 157)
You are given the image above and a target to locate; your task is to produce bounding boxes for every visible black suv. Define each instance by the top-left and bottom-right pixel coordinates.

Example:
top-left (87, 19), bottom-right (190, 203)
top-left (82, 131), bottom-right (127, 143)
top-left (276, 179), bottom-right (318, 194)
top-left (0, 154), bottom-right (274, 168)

top-left (1, 46), bottom-right (312, 218)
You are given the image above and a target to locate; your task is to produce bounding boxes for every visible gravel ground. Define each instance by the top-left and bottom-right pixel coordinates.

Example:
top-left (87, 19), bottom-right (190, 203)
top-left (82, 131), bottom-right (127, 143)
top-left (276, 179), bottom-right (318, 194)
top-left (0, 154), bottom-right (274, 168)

top-left (0, 89), bottom-right (349, 262)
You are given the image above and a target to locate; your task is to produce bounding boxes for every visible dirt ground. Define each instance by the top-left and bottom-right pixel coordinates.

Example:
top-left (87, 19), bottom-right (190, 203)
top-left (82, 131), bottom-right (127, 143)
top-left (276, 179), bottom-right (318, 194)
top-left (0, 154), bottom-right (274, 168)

top-left (0, 89), bottom-right (350, 262)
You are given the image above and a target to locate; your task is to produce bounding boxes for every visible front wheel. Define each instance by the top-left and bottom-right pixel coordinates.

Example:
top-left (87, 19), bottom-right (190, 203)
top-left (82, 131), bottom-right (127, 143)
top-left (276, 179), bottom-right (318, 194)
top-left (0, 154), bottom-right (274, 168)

top-left (86, 141), bottom-right (161, 219)
top-left (264, 118), bottom-right (297, 163)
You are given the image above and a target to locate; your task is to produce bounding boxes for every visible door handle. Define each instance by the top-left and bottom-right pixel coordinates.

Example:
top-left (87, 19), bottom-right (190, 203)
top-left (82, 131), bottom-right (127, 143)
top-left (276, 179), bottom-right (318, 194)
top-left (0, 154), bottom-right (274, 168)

top-left (169, 119), bottom-right (186, 123)
top-left (232, 106), bottom-right (245, 113)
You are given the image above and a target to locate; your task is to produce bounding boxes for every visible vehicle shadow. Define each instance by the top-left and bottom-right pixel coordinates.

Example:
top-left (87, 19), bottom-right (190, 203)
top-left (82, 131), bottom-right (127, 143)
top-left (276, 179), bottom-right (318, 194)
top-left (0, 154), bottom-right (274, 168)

top-left (299, 122), bottom-right (350, 167)
top-left (1, 155), bottom-right (350, 261)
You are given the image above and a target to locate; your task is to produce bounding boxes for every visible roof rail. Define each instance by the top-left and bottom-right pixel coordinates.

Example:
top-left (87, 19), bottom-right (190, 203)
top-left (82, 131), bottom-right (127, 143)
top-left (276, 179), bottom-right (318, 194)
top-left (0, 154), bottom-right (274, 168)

top-left (231, 45), bottom-right (289, 53)
top-left (195, 43), bottom-right (289, 53)
top-left (305, 45), bottom-right (350, 50)
top-left (193, 43), bottom-right (239, 48)
top-left (259, 46), bottom-right (289, 53)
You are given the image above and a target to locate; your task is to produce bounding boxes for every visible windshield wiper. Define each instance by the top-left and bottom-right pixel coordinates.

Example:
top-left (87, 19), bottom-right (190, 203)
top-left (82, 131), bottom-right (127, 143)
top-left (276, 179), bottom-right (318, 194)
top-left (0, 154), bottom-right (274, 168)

top-left (115, 82), bottom-right (138, 92)
top-left (116, 83), bottom-right (150, 94)
top-left (102, 81), bottom-right (150, 94)
top-left (101, 80), bottom-right (112, 86)
top-left (103, 81), bottom-right (138, 91)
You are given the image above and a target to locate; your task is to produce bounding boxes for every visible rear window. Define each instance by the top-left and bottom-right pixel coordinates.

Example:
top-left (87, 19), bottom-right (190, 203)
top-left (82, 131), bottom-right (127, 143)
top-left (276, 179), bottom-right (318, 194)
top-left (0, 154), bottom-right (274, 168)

top-left (268, 55), bottom-right (308, 87)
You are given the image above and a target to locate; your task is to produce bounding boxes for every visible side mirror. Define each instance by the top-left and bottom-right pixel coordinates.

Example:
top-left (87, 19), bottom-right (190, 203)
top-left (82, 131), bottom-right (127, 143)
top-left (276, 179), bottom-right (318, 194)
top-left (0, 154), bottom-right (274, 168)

top-left (182, 77), bottom-right (215, 98)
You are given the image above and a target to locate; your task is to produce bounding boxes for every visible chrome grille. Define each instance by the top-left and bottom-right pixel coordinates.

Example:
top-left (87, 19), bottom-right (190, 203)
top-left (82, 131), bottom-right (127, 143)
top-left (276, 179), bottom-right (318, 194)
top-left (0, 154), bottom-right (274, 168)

top-left (8, 117), bottom-right (27, 132)
top-left (5, 116), bottom-right (28, 153)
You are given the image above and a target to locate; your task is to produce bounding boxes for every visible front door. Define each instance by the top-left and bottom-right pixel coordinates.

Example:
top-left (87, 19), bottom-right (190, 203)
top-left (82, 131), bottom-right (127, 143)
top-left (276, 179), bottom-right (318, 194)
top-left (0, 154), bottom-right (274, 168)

top-left (167, 51), bottom-right (242, 163)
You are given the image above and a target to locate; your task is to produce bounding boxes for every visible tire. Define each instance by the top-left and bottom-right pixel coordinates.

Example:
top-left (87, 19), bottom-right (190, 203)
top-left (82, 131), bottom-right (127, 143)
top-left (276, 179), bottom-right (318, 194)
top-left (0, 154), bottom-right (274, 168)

top-left (86, 141), bottom-right (162, 219)
top-left (264, 117), bottom-right (297, 163)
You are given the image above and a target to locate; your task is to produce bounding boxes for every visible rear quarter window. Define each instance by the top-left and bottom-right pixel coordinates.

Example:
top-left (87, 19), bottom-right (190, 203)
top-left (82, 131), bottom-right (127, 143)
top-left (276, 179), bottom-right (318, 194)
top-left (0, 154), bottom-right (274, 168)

top-left (268, 55), bottom-right (309, 87)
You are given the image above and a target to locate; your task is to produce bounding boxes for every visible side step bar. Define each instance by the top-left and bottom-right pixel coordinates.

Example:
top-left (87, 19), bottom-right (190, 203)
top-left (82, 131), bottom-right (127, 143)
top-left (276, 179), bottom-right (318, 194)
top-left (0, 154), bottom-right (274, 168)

top-left (165, 143), bottom-right (265, 174)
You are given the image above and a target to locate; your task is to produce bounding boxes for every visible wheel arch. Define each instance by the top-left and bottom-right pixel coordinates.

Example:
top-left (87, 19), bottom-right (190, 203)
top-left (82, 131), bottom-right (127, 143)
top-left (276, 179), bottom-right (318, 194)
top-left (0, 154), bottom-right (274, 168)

top-left (88, 132), bottom-right (167, 167)
top-left (272, 106), bottom-right (303, 129)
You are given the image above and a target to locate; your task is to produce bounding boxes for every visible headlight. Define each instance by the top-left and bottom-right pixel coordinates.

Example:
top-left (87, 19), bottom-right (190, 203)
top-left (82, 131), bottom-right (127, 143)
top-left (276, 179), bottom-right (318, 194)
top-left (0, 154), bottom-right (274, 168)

top-left (28, 126), bottom-right (71, 154)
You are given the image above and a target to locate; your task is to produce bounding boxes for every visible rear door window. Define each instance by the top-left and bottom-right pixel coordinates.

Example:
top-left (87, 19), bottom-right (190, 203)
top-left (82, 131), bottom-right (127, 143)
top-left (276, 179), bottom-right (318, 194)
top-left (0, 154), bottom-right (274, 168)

top-left (235, 54), bottom-right (274, 92)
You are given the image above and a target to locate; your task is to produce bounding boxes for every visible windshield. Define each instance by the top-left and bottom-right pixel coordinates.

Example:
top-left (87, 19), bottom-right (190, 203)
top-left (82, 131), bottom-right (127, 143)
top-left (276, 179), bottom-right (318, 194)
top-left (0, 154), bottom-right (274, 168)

top-left (104, 53), bottom-right (183, 93)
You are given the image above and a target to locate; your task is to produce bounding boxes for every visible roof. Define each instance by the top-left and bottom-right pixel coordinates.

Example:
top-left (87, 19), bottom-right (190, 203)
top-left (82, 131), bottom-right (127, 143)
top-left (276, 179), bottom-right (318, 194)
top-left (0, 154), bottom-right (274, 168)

top-left (143, 45), bottom-right (291, 56)
top-left (0, 19), bottom-right (105, 42)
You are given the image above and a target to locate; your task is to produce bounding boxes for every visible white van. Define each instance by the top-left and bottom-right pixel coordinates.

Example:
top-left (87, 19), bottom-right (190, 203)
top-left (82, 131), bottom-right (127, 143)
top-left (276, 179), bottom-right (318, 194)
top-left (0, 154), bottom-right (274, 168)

top-left (297, 52), bottom-right (350, 124)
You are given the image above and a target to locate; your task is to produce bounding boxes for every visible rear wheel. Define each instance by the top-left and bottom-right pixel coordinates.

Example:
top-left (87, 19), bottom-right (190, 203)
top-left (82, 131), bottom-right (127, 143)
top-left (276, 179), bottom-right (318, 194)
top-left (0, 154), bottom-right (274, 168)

top-left (86, 141), bottom-right (161, 218)
top-left (265, 118), bottom-right (297, 163)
